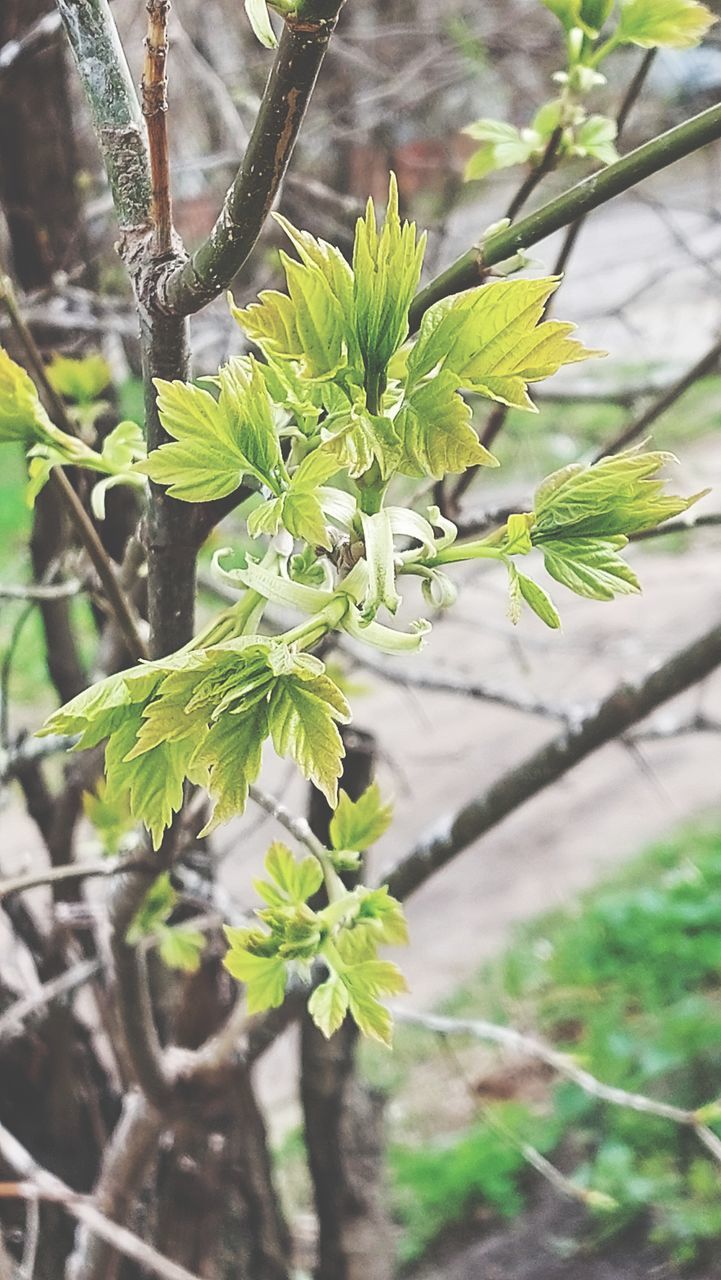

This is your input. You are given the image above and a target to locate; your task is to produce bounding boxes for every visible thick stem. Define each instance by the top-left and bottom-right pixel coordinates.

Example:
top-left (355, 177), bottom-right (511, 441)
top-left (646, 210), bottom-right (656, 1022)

top-left (141, 312), bottom-right (194, 658)
top-left (158, 5), bottom-right (344, 315)
top-left (409, 100), bottom-right (721, 327)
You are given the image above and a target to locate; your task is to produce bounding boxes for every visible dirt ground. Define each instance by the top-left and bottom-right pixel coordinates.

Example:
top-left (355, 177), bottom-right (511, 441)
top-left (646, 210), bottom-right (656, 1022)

top-left (412, 1181), bottom-right (721, 1280)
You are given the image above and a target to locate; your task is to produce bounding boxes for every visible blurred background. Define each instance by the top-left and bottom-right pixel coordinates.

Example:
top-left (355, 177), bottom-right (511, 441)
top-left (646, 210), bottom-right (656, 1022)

top-left (2, 1), bottom-right (721, 1276)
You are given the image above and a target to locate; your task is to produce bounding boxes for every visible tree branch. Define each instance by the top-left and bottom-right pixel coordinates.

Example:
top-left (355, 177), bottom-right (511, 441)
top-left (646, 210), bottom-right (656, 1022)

top-left (55, 0), bottom-right (151, 240)
top-left (157, 1), bottom-right (346, 316)
top-left (384, 615), bottom-right (721, 901)
top-left (593, 332), bottom-right (721, 460)
top-left (396, 1009), bottom-right (721, 1169)
top-left (143, 0), bottom-right (173, 257)
top-left (0, 1119), bottom-right (202, 1280)
top-left (409, 100), bottom-right (721, 328)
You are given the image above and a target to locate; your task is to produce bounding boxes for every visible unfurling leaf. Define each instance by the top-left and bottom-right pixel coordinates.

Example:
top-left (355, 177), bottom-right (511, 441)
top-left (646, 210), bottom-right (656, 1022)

top-left (308, 975), bottom-right (350, 1038)
top-left (352, 173), bottom-right (426, 394)
top-left (245, 0), bottom-right (278, 48)
top-left (0, 346), bottom-right (55, 444)
top-left (330, 783), bottom-right (393, 853)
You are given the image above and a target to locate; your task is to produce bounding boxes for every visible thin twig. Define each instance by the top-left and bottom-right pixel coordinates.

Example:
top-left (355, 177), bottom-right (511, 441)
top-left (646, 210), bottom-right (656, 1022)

top-left (410, 55), bottom-right (718, 327)
top-left (0, 857), bottom-right (125, 901)
top-left (0, 270), bottom-right (147, 660)
top-left (505, 126), bottom-right (564, 222)
top-left (593, 333), bottom-right (721, 460)
top-left (0, 579), bottom-right (82, 601)
top-left (453, 51), bottom-right (659, 488)
top-left (249, 783), bottom-right (327, 859)
top-left (0, 959), bottom-right (102, 1043)
top-left (553, 50), bottom-right (657, 278)
top-left (158, 1), bottom-right (346, 315)
top-left (0, 1121), bottom-right (202, 1280)
top-left (397, 1009), bottom-right (697, 1127)
top-left (143, 0), bottom-right (174, 257)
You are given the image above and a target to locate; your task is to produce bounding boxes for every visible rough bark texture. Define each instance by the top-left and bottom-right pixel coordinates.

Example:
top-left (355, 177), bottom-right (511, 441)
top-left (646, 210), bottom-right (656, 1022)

top-left (301, 728), bottom-right (395, 1280)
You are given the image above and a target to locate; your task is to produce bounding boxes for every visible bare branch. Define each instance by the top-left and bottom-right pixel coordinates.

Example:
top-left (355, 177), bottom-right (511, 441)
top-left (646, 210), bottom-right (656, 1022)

top-left (594, 333), bottom-right (721, 460)
top-left (143, 0), bottom-right (173, 257)
top-left (0, 960), bottom-right (102, 1043)
top-left (0, 1119), bottom-right (202, 1280)
top-left (396, 1008), bottom-right (694, 1124)
top-left (158, 1), bottom-right (346, 316)
top-left (66, 1092), bottom-right (164, 1280)
top-left (385, 616), bottom-right (721, 901)
top-left (0, 579), bottom-right (82, 601)
top-left (0, 857), bottom-right (126, 901)
top-left (249, 783), bottom-right (327, 860)
top-left (56, 0), bottom-right (151, 238)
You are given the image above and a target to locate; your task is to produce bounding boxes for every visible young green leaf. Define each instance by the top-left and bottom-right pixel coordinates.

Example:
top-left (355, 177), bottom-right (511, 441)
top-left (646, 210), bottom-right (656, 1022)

top-left (0, 346), bottom-right (55, 444)
top-left (352, 174), bottom-right (426, 396)
top-left (268, 669), bottom-right (350, 806)
top-left (127, 872), bottom-right (176, 943)
top-left (462, 120), bottom-right (535, 182)
top-left (46, 352), bottom-right (110, 404)
top-left (231, 223), bottom-right (355, 383)
top-left (223, 935), bottom-right (288, 1013)
top-left (541, 536), bottom-right (641, 601)
top-left (329, 782), bottom-right (393, 853)
top-left (517, 571), bottom-right (561, 629)
top-left (140, 377), bottom-right (250, 501)
top-left (396, 371), bottom-right (498, 479)
top-left (573, 115), bottom-right (619, 165)
top-left (158, 926), bottom-right (205, 973)
top-left (254, 841), bottom-right (324, 907)
top-left (618, 0), bottom-right (716, 48)
top-left (532, 450), bottom-right (705, 540)
top-left (308, 975), bottom-right (350, 1038)
top-left (409, 278), bottom-right (600, 411)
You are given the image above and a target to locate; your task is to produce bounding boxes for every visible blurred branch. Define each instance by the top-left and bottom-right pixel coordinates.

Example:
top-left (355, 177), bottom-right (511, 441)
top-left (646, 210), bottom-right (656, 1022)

top-left (593, 333), bottom-right (721, 459)
top-left (0, 269), bottom-right (147, 660)
top-left (395, 1009), bottom-right (721, 1168)
top-left (0, 579), bottom-right (81, 601)
top-left (0, 959), bottom-right (101, 1043)
top-left (384, 615), bottom-right (721, 901)
top-left (505, 126), bottom-right (563, 223)
top-left (158, 1), bottom-right (346, 316)
top-left (0, 1120), bottom-right (201, 1280)
top-left (66, 1092), bottom-right (164, 1280)
top-left (0, 857), bottom-right (127, 901)
top-left (0, 732), bottom-right (78, 784)
top-left (409, 100), bottom-right (721, 328)
top-left (0, 10), bottom-right (61, 71)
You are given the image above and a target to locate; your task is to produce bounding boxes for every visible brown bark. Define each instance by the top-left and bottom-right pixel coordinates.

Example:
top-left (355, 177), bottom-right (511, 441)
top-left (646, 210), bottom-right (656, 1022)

top-left (0, 0), bottom-right (89, 289)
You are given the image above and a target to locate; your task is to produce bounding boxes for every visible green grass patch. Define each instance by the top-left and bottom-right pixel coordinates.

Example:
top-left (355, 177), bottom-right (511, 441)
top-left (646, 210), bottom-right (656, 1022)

top-left (372, 819), bottom-right (721, 1269)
